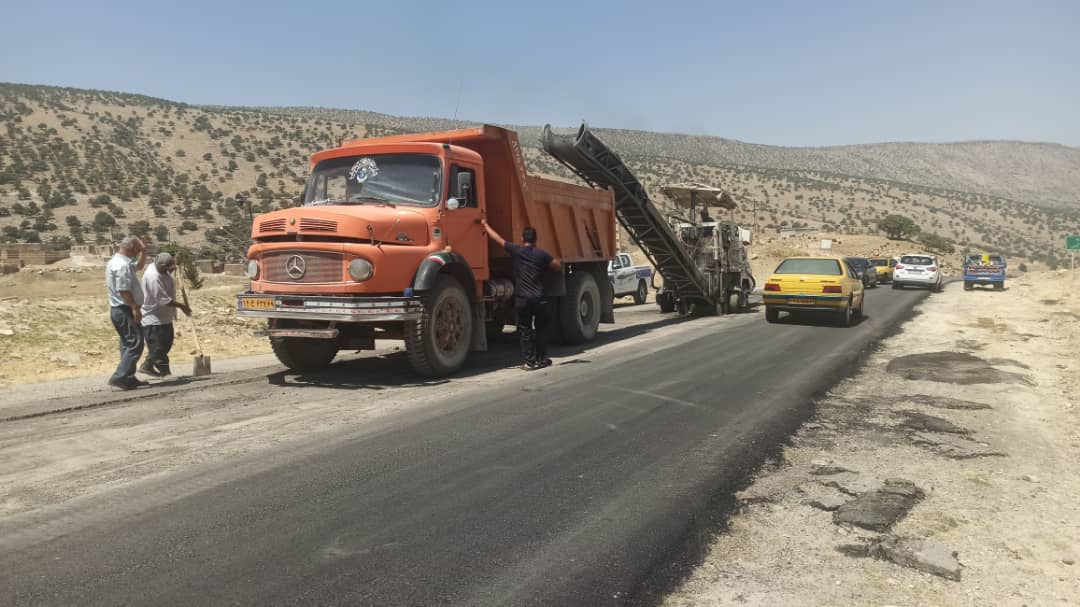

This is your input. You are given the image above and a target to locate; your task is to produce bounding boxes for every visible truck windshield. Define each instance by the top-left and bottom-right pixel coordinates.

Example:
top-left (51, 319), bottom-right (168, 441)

top-left (304, 154), bottom-right (442, 207)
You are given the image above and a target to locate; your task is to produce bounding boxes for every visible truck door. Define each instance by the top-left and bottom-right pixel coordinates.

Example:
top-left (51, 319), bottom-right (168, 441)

top-left (444, 164), bottom-right (487, 274)
top-left (615, 254), bottom-right (635, 293)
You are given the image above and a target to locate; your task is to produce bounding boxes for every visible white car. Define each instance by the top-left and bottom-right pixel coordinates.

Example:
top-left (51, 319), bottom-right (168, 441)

top-left (892, 253), bottom-right (944, 292)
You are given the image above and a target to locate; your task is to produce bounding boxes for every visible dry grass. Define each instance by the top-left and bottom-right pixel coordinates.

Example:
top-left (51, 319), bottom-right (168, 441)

top-left (0, 269), bottom-right (265, 385)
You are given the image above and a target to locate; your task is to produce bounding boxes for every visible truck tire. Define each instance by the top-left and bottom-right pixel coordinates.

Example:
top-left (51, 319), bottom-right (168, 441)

top-left (271, 337), bottom-right (338, 372)
top-left (994, 282), bottom-right (1004, 291)
top-left (560, 271), bottom-right (600, 344)
top-left (765, 307), bottom-right (779, 323)
top-left (964, 281), bottom-right (973, 291)
top-left (657, 291), bottom-right (676, 313)
top-left (836, 298), bottom-right (854, 327)
top-left (405, 275), bottom-right (473, 377)
top-left (633, 280), bottom-right (648, 305)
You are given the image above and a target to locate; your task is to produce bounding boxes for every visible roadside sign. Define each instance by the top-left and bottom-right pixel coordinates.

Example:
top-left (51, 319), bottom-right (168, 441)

top-left (1067, 236), bottom-right (1080, 250)
top-left (820, 239), bottom-right (832, 250)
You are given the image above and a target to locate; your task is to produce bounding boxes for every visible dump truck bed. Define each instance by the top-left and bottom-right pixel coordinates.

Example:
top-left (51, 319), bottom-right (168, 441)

top-left (352, 126), bottom-right (616, 263)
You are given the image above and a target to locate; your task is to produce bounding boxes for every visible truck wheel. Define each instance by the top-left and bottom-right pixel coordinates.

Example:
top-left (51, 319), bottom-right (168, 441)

top-left (633, 280), bottom-right (648, 305)
top-left (405, 275), bottom-right (473, 377)
top-left (994, 282), bottom-right (1004, 291)
top-left (765, 307), bottom-right (779, 323)
top-left (737, 288), bottom-right (749, 311)
top-left (271, 337), bottom-right (338, 372)
top-left (657, 291), bottom-right (676, 313)
top-left (560, 271), bottom-right (600, 344)
top-left (964, 281), bottom-right (973, 291)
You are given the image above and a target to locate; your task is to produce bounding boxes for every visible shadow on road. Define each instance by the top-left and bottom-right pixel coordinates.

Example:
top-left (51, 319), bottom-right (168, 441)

top-left (269, 312), bottom-right (701, 391)
top-left (771, 311), bottom-right (871, 328)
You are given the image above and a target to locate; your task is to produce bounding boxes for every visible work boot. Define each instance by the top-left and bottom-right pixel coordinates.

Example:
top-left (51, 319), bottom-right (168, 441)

top-left (107, 377), bottom-right (137, 391)
top-left (138, 363), bottom-right (163, 378)
top-left (155, 365), bottom-right (172, 378)
top-left (520, 360), bottom-right (538, 371)
top-left (537, 358), bottom-right (553, 368)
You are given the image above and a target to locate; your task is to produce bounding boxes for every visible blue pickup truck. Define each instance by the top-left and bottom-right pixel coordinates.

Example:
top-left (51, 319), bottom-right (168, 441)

top-left (963, 254), bottom-right (1006, 290)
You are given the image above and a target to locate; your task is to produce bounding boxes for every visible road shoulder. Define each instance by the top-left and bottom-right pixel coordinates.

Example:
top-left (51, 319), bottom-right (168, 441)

top-left (664, 271), bottom-right (1080, 606)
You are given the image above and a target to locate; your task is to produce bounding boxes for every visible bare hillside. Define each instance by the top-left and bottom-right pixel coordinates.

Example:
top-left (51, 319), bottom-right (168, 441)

top-left (267, 107), bottom-right (1080, 209)
top-left (2, 84), bottom-right (1078, 269)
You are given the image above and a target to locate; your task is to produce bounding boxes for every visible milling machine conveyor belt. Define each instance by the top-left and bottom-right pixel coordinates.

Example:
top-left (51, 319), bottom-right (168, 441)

top-left (540, 123), bottom-right (713, 305)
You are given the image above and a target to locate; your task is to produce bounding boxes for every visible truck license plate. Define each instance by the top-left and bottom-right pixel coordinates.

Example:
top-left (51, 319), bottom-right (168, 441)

top-left (240, 297), bottom-right (275, 310)
top-left (790, 297), bottom-right (814, 305)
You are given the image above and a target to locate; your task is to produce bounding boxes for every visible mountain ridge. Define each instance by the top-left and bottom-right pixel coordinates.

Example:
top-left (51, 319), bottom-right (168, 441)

top-left (1, 83), bottom-right (1078, 269)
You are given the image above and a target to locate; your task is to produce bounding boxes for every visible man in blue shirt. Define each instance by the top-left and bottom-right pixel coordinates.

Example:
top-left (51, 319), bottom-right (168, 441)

top-left (105, 236), bottom-right (148, 389)
top-left (481, 220), bottom-right (562, 369)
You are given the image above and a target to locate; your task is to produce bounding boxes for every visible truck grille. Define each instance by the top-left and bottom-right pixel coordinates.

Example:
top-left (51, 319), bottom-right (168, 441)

top-left (259, 218), bottom-right (287, 233)
top-left (300, 218), bottom-right (338, 232)
top-left (262, 251), bottom-right (344, 283)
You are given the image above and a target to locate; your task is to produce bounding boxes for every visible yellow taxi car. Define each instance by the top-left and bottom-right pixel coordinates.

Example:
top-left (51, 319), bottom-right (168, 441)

top-left (763, 256), bottom-right (865, 326)
top-left (868, 257), bottom-right (895, 283)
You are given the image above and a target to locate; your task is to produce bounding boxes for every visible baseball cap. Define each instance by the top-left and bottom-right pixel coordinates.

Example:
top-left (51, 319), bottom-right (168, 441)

top-left (155, 252), bottom-right (176, 269)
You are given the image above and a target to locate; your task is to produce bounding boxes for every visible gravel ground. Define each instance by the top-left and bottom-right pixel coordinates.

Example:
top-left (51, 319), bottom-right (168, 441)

top-left (663, 271), bottom-right (1080, 606)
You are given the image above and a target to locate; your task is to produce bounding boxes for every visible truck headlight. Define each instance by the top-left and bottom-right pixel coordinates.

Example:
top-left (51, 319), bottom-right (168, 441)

top-left (245, 259), bottom-right (259, 279)
top-left (348, 258), bottom-right (373, 281)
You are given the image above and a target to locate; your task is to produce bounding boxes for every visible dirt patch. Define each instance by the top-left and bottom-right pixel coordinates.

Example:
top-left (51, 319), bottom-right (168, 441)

top-left (886, 351), bottom-right (1032, 385)
top-left (893, 394), bottom-right (993, 410)
top-left (899, 411), bottom-right (971, 434)
top-left (0, 270), bottom-right (265, 385)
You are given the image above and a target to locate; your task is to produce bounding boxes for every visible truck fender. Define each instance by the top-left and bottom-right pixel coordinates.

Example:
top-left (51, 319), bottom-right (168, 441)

top-left (412, 252), bottom-right (476, 298)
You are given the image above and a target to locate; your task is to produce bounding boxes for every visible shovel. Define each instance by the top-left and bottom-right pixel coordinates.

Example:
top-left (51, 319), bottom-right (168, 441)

top-left (176, 257), bottom-right (211, 377)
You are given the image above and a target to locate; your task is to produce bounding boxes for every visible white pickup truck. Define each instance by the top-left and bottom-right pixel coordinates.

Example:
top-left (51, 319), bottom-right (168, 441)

top-left (608, 252), bottom-right (653, 304)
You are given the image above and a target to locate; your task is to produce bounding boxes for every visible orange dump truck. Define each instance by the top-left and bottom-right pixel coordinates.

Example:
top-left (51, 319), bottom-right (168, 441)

top-left (236, 125), bottom-right (616, 376)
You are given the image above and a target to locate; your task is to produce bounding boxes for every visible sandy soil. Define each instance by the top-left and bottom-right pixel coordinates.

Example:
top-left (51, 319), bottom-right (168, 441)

top-left (0, 267), bottom-right (266, 385)
top-left (664, 271), bottom-right (1080, 606)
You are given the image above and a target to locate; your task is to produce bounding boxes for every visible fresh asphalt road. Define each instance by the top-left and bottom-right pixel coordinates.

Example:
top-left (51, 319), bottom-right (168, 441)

top-left (2, 287), bottom-right (928, 606)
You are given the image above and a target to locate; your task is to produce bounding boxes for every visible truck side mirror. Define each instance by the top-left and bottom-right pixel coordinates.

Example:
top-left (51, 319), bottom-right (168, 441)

top-left (457, 171), bottom-right (473, 205)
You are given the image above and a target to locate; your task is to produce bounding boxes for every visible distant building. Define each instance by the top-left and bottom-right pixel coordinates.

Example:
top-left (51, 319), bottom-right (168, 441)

top-left (0, 243), bottom-right (70, 267)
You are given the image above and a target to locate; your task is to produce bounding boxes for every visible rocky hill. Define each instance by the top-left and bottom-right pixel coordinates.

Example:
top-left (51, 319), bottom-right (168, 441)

top-left (2, 83), bottom-right (1078, 269)
top-left (267, 107), bottom-right (1080, 210)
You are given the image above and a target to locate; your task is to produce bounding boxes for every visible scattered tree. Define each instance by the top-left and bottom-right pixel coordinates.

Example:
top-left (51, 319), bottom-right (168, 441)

top-left (93, 210), bottom-right (116, 231)
top-left (918, 232), bottom-right (954, 254)
top-left (877, 214), bottom-right (921, 240)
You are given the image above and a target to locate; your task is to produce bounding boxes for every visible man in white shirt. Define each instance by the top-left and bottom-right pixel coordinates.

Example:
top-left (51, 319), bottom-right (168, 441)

top-left (139, 252), bottom-right (191, 377)
top-left (105, 236), bottom-right (148, 389)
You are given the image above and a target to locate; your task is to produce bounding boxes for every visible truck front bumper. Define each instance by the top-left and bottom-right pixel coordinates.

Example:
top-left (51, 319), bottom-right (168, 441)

top-left (236, 293), bottom-right (423, 322)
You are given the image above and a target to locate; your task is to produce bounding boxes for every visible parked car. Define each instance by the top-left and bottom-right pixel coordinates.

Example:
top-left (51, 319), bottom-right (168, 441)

top-left (892, 253), bottom-right (944, 292)
top-left (608, 252), bottom-right (653, 304)
top-left (844, 256), bottom-right (878, 288)
top-left (763, 256), bottom-right (865, 326)
top-left (868, 257), bottom-right (895, 283)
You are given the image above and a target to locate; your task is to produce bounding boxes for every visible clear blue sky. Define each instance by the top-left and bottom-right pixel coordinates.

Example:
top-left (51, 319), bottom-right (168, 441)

top-left (1, 0), bottom-right (1076, 146)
